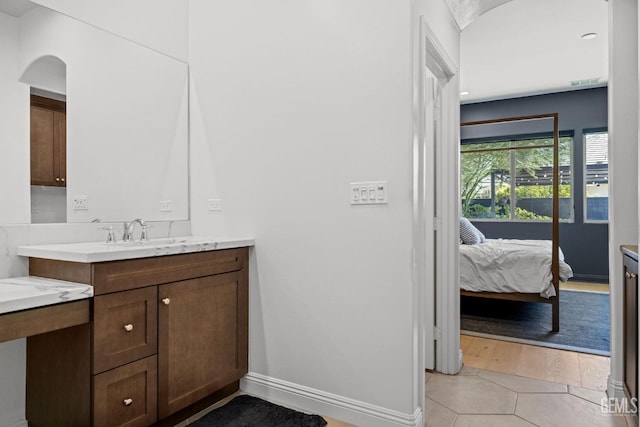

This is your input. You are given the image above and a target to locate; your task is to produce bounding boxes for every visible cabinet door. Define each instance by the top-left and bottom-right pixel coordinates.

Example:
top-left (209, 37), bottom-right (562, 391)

top-left (158, 270), bottom-right (248, 417)
top-left (623, 255), bottom-right (638, 400)
top-left (31, 106), bottom-right (59, 186)
top-left (56, 110), bottom-right (66, 186)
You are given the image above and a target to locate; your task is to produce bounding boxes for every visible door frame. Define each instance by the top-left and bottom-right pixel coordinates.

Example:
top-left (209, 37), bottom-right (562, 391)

top-left (412, 14), bottom-right (462, 419)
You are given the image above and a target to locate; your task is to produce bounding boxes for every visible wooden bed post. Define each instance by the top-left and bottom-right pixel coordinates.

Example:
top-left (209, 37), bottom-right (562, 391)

top-left (551, 113), bottom-right (560, 332)
top-left (461, 113), bottom-right (562, 333)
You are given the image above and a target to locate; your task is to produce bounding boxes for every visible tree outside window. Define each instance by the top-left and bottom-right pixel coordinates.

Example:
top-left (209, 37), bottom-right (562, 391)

top-left (461, 136), bottom-right (573, 221)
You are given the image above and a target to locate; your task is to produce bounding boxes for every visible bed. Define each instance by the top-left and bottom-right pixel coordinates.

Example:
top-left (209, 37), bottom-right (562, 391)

top-left (460, 113), bottom-right (566, 332)
top-left (460, 238), bottom-right (573, 298)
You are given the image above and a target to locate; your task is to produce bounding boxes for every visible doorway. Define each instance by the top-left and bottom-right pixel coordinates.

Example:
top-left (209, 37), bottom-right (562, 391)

top-left (424, 0), bottom-right (638, 410)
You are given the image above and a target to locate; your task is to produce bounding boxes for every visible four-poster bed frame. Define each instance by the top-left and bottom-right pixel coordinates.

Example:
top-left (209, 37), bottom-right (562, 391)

top-left (460, 113), bottom-right (561, 332)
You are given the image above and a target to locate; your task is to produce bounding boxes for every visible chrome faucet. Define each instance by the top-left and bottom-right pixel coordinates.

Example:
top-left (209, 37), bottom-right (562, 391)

top-left (123, 218), bottom-right (148, 242)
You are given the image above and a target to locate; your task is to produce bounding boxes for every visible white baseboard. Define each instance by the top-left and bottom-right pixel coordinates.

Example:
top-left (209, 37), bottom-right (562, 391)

top-left (457, 349), bottom-right (464, 373)
top-left (240, 372), bottom-right (423, 427)
top-left (608, 375), bottom-right (626, 399)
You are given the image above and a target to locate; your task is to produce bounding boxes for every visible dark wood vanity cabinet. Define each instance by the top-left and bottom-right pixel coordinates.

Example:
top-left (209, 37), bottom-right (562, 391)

top-left (26, 247), bottom-right (249, 427)
top-left (623, 246), bottom-right (638, 403)
top-left (30, 95), bottom-right (66, 187)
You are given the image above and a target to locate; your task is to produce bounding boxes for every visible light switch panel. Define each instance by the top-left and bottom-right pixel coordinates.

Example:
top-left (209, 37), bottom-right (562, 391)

top-left (350, 181), bottom-right (388, 205)
top-left (73, 195), bottom-right (88, 211)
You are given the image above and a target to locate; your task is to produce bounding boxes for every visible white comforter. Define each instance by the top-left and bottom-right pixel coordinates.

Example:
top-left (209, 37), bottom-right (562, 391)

top-left (459, 239), bottom-right (574, 298)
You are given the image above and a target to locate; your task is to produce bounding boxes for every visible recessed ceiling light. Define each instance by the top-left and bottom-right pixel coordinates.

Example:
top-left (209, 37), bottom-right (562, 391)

top-left (460, 91), bottom-right (470, 96)
top-left (581, 32), bottom-right (597, 40)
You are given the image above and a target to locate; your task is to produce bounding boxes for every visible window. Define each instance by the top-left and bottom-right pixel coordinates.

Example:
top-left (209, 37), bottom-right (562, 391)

top-left (584, 131), bottom-right (608, 222)
top-left (461, 136), bottom-right (573, 221)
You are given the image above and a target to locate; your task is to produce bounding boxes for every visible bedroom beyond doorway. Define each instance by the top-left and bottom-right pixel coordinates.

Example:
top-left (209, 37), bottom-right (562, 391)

top-left (460, 281), bottom-right (610, 355)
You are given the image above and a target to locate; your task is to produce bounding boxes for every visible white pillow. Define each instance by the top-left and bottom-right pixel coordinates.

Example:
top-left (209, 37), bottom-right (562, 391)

top-left (460, 217), bottom-right (485, 245)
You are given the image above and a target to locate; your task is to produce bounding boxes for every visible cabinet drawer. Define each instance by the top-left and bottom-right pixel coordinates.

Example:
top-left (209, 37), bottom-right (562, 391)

top-left (93, 355), bottom-right (157, 427)
top-left (93, 287), bottom-right (157, 374)
top-left (93, 248), bottom-right (247, 294)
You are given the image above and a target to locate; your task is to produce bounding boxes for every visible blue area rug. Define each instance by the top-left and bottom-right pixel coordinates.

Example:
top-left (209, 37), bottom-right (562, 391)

top-left (461, 290), bottom-right (610, 354)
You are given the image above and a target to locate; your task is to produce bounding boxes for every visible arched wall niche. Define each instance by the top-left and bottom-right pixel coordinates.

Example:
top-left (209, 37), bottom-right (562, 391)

top-left (20, 54), bottom-right (66, 96)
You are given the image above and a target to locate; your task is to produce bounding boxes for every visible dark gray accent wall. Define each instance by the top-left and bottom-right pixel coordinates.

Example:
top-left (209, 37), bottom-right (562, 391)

top-left (461, 87), bottom-right (609, 282)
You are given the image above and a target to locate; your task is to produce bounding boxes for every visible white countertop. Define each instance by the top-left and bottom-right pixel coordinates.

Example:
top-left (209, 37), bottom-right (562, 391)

top-left (0, 276), bottom-right (93, 315)
top-left (17, 236), bottom-right (255, 263)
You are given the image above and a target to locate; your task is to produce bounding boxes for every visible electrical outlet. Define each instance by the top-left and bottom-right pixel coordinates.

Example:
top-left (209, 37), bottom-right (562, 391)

top-left (160, 200), bottom-right (173, 212)
top-left (73, 195), bottom-right (88, 211)
top-left (208, 199), bottom-right (222, 212)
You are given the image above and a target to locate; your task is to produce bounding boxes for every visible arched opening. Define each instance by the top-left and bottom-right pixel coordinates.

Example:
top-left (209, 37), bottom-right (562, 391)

top-left (20, 55), bottom-right (68, 223)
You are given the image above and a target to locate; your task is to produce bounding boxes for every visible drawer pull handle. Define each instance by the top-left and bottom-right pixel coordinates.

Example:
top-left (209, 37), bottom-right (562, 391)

top-left (162, 298), bottom-right (171, 305)
top-left (123, 324), bottom-right (134, 332)
top-left (626, 272), bottom-right (637, 280)
top-left (123, 398), bottom-right (133, 406)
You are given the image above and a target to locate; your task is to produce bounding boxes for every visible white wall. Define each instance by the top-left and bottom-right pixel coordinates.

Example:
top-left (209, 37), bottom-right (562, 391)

top-left (29, 0), bottom-right (188, 61)
top-left (0, 12), bottom-right (30, 225)
top-left (0, 15), bottom-right (29, 425)
top-left (608, 0), bottom-right (639, 399)
top-left (0, 338), bottom-right (25, 427)
top-left (189, 0), bottom-right (457, 424)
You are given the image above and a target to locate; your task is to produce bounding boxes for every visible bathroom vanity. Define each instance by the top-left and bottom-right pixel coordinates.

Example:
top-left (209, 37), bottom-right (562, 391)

top-left (15, 237), bottom-right (253, 427)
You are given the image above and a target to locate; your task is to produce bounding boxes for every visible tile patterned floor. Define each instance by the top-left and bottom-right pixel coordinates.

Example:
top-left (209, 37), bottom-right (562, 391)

top-left (426, 366), bottom-right (633, 427)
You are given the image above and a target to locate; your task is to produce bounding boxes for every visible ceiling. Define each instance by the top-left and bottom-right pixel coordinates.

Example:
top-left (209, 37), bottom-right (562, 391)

top-left (460, 0), bottom-right (609, 104)
top-left (0, 0), bottom-right (36, 17)
top-left (2, 0), bottom-right (607, 105)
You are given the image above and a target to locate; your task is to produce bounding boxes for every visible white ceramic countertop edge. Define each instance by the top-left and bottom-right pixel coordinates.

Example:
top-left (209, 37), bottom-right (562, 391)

top-left (0, 276), bottom-right (93, 315)
top-left (17, 236), bottom-right (255, 263)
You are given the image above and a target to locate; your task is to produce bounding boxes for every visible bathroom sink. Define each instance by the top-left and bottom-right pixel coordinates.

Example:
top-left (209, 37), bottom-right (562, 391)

top-left (107, 238), bottom-right (187, 247)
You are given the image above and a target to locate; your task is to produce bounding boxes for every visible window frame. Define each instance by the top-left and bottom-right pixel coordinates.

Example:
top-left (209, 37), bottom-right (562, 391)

top-left (460, 131), bottom-right (575, 223)
top-left (583, 128), bottom-right (609, 224)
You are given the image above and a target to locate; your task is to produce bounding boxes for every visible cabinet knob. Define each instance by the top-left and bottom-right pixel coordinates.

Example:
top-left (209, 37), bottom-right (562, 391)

top-left (626, 272), bottom-right (637, 280)
top-left (123, 324), bottom-right (134, 332)
top-left (61, 177), bottom-right (65, 183)
top-left (162, 298), bottom-right (171, 305)
top-left (123, 398), bottom-right (133, 406)
top-left (55, 177), bottom-right (60, 182)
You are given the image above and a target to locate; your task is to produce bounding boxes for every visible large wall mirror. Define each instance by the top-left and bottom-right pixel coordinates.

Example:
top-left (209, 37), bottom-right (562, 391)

top-left (0, 1), bottom-right (189, 224)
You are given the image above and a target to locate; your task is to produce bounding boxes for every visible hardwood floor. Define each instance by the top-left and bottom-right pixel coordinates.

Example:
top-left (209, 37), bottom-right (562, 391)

top-left (325, 416), bottom-right (356, 426)
top-left (460, 334), bottom-right (610, 390)
top-left (561, 280), bottom-right (609, 294)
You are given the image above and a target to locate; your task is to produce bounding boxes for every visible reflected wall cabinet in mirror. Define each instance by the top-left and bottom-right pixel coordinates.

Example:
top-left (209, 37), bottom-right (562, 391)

top-left (30, 94), bottom-right (66, 187)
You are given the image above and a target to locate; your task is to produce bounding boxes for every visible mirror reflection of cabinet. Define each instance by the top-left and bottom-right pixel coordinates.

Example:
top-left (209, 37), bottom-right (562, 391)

top-left (30, 95), bottom-right (66, 187)
top-left (13, 5), bottom-right (189, 223)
